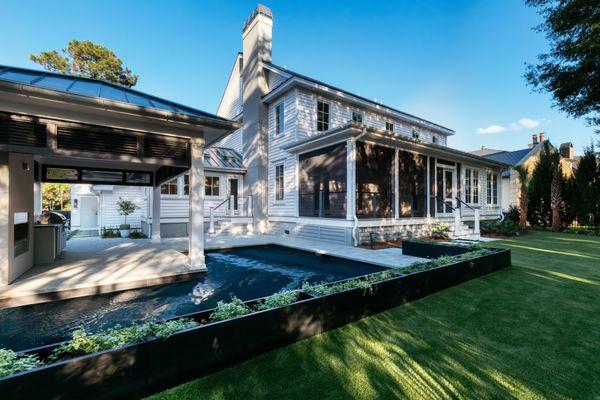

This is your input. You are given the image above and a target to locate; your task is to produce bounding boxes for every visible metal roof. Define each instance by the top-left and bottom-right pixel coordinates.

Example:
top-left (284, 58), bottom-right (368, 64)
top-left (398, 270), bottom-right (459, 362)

top-left (264, 62), bottom-right (455, 135)
top-left (204, 147), bottom-right (245, 171)
top-left (0, 64), bottom-right (229, 121)
top-left (484, 148), bottom-right (533, 167)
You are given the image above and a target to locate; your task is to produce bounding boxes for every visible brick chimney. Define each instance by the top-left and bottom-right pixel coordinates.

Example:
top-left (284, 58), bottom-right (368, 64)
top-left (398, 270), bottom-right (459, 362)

top-left (532, 134), bottom-right (538, 145)
top-left (539, 132), bottom-right (546, 142)
top-left (241, 4), bottom-right (273, 230)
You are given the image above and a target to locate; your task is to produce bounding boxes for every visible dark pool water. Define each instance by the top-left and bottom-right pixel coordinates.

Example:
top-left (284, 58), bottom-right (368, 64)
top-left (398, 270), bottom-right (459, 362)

top-left (0, 245), bottom-right (385, 351)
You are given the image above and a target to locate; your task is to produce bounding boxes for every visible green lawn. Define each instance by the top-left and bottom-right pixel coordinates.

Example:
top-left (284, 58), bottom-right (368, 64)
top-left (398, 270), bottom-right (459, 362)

top-left (149, 232), bottom-right (600, 399)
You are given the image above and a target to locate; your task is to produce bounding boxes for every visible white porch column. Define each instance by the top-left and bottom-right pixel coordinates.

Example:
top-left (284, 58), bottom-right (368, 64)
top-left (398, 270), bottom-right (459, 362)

top-left (346, 139), bottom-right (356, 221)
top-left (151, 185), bottom-right (161, 242)
top-left (188, 138), bottom-right (206, 270)
top-left (394, 149), bottom-right (400, 219)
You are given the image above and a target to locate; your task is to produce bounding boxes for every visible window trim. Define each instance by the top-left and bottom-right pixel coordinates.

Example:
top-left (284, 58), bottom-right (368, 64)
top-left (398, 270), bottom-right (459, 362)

top-left (160, 179), bottom-right (179, 197)
top-left (275, 101), bottom-right (285, 135)
top-left (274, 163), bottom-right (285, 202)
top-left (486, 172), bottom-right (498, 205)
top-left (385, 121), bottom-right (394, 132)
top-left (205, 175), bottom-right (221, 197)
top-left (351, 110), bottom-right (363, 124)
top-left (317, 100), bottom-right (330, 132)
top-left (464, 167), bottom-right (479, 205)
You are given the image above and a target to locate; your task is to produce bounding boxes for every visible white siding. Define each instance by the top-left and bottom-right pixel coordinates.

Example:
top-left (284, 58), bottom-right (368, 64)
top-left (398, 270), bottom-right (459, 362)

top-left (99, 186), bottom-right (145, 228)
top-left (217, 56), bottom-right (243, 120)
top-left (294, 88), bottom-right (447, 146)
top-left (268, 69), bottom-right (288, 90)
top-left (218, 127), bottom-right (243, 153)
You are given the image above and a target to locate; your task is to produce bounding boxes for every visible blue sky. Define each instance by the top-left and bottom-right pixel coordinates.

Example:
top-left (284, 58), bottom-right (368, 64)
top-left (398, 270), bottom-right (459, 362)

top-left (1, 0), bottom-right (596, 153)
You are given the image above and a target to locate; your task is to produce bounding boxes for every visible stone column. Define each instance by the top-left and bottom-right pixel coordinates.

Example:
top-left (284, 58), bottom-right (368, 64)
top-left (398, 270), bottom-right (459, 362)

top-left (346, 139), bottom-right (356, 221)
top-left (188, 138), bottom-right (206, 270)
top-left (151, 186), bottom-right (161, 242)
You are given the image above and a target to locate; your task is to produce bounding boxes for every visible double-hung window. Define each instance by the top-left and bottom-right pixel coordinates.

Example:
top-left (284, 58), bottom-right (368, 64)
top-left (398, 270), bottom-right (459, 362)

top-left (352, 111), bottom-right (363, 124)
top-left (487, 173), bottom-right (498, 205)
top-left (183, 174), bottom-right (190, 195)
top-left (464, 168), bottom-right (479, 204)
top-left (385, 122), bottom-right (394, 132)
top-left (161, 179), bottom-right (178, 195)
top-left (205, 176), bottom-right (220, 196)
top-left (276, 102), bottom-right (285, 135)
top-left (275, 164), bottom-right (284, 201)
top-left (317, 101), bottom-right (329, 132)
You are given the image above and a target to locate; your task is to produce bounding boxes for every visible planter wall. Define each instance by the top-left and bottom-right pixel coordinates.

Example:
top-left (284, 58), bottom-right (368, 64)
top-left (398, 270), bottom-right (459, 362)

top-left (402, 240), bottom-right (473, 258)
top-left (0, 249), bottom-right (510, 400)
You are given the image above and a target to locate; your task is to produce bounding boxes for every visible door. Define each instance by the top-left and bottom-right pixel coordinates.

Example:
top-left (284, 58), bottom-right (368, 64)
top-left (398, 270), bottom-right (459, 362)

top-left (228, 178), bottom-right (239, 212)
top-left (436, 167), bottom-right (455, 215)
top-left (79, 196), bottom-right (98, 229)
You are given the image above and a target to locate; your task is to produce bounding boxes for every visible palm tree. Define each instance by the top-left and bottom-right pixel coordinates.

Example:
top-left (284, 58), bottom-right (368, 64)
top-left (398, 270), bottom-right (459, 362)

top-left (514, 165), bottom-right (529, 229)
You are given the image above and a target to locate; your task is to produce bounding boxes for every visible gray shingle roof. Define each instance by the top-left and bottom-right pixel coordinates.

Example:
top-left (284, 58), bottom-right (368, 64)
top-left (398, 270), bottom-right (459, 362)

top-left (0, 64), bottom-right (229, 121)
top-left (204, 147), bottom-right (245, 171)
top-left (484, 148), bottom-right (532, 167)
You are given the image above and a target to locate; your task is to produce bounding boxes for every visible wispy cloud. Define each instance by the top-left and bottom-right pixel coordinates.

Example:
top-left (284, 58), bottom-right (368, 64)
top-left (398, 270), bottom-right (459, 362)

top-left (477, 117), bottom-right (542, 135)
top-left (477, 124), bottom-right (507, 134)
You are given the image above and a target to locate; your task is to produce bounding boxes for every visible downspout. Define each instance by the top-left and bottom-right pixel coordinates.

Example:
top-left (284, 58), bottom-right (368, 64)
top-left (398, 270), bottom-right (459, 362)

top-left (352, 127), bottom-right (368, 246)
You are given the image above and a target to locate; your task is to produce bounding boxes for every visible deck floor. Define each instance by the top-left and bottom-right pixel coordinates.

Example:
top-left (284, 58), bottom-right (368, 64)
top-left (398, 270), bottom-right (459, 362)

top-left (0, 235), bottom-right (424, 309)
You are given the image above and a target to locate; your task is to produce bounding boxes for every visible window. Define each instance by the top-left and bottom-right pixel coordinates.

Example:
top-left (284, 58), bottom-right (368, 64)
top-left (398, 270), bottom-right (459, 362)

top-left (183, 174), bottom-right (189, 195)
top-left (487, 173), bottom-right (498, 204)
top-left (352, 111), bottom-right (363, 124)
top-left (161, 179), bottom-right (178, 195)
top-left (276, 102), bottom-right (285, 135)
top-left (275, 164), bottom-right (284, 201)
top-left (432, 136), bottom-right (438, 144)
top-left (412, 128), bottom-right (420, 139)
top-left (385, 122), bottom-right (394, 132)
top-left (464, 168), bottom-right (479, 204)
top-left (205, 176), bottom-right (220, 196)
top-left (317, 101), bottom-right (329, 131)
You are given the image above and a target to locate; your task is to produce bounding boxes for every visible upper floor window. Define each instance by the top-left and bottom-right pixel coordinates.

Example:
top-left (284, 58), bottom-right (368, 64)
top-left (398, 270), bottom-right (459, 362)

top-left (275, 164), bottom-right (284, 201)
top-left (412, 128), bottom-right (420, 139)
top-left (205, 176), bottom-right (220, 197)
top-left (464, 168), bottom-right (479, 204)
top-left (276, 102), bottom-right (285, 135)
top-left (161, 180), bottom-right (178, 195)
top-left (352, 111), bottom-right (363, 124)
top-left (432, 136), bottom-right (438, 144)
top-left (385, 122), bottom-right (394, 132)
top-left (317, 101), bottom-right (329, 132)
top-left (487, 172), bottom-right (498, 205)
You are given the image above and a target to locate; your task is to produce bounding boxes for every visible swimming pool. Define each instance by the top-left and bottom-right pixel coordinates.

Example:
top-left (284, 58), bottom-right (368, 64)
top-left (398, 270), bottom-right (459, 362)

top-left (0, 245), bottom-right (386, 351)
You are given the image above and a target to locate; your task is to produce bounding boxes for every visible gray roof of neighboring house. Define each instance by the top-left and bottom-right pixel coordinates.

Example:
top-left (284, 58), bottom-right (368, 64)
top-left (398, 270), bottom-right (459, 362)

top-left (264, 62), bottom-right (455, 135)
top-left (484, 148), bottom-right (534, 167)
top-left (204, 147), bottom-right (245, 171)
top-left (0, 64), bottom-right (229, 121)
top-left (470, 147), bottom-right (505, 157)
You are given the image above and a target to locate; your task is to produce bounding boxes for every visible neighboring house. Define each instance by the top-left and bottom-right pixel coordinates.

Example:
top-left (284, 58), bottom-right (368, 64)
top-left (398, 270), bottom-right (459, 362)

top-left (207, 5), bottom-right (506, 244)
top-left (471, 133), bottom-right (578, 210)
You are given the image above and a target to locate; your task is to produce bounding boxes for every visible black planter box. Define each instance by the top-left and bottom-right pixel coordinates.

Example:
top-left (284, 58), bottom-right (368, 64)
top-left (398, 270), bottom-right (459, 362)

top-left (402, 240), bottom-right (473, 258)
top-left (0, 249), bottom-right (510, 400)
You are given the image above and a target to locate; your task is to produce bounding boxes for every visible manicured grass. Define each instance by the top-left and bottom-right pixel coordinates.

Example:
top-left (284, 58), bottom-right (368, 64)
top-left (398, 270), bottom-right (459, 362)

top-left (149, 232), bottom-right (600, 399)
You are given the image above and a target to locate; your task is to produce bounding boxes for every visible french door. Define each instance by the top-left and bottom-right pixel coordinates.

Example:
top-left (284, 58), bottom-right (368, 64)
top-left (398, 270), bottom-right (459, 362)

top-left (436, 166), bottom-right (455, 216)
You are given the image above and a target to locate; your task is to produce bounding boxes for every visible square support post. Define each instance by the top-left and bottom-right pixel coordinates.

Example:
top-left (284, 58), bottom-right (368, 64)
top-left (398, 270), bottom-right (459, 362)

top-left (151, 186), bottom-right (161, 242)
top-left (346, 139), bottom-right (356, 221)
top-left (394, 148), bottom-right (399, 219)
top-left (188, 138), bottom-right (206, 270)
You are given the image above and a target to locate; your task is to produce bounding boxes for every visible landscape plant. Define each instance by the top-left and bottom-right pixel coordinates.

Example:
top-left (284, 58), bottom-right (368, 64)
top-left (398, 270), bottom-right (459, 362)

top-left (430, 223), bottom-right (450, 239)
top-left (116, 197), bottom-right (140, 230)
top-left (514, 165), bottom-right (530, 229)
top-left (0, 349), bottom-right (41, 379)
top-left (254, 290), bottom-right (300, 311)
top-left (209, 297), bottom-right (252, 322)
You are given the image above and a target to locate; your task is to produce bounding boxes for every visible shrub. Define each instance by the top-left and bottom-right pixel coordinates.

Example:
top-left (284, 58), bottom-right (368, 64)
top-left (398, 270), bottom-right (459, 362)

top-left (116, 197), bottom-right (139, 226)
top-left (0, 349), bottom-right (41, 378)
top-left (50, 318), bottom-right (199, 360)
top-left (119, 224), bottom-right (131, 230)
top-left (254, 290), bottom-right (300, 311)
top-left (209, 297), bottom-right (252, 322)
top-left (481, 220), bottom-right (521, 236)
top-left (507, 205), bottom-right (520, 223)
top-left (431, 223), bottom-right (450, 239)
top-left (101, 226), bottom-right (121, 238)
top-left (129, 229), bottom-right (147, 239)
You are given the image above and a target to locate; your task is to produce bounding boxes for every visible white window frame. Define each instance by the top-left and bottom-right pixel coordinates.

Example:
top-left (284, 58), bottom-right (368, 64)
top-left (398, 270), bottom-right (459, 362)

top-left (486, 172), bottom-right (498, 205)
top-left (317, 100), bottom-right (330, 132)
top-left (464, 167), bottom-right (479, 205)
top-left (205, 176), bottom-right (221, 197)
top-left (385, 121), bottom-right (394, 132)
top-left (352, 110), bottom-right (363, 124)
top-left (275, 101), bottom-right (285, 135)
top-left (160, 179), bottom-right (179, 197)
top-left (274, 163), bottom-right (285, 202)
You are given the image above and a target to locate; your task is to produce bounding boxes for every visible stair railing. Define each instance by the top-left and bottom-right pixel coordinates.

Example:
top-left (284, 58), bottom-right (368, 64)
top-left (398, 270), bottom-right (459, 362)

top-left (435, 196), bottom-right (461, 236)
top-left (456, 197), bottom-right (480, 235)
top-left (208, 197), bottom-right (230, 234)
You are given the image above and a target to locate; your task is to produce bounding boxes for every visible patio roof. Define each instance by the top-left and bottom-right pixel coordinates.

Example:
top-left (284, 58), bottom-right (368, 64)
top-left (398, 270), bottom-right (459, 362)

top-left (284, 123), bottom-right (508, 169)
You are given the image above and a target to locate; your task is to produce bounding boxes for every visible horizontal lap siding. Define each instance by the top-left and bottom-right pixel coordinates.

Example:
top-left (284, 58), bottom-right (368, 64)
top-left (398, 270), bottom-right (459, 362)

top-left (297, 224), bottom-right (346, 244)
top-left (100, 187), bottom-right (145, 228)
top-left (217, 57), bottom-right (243, 120)
top-left (218, 128), bottom-right (243, 154)
top-left (268, 91), bottom-right (298, 217)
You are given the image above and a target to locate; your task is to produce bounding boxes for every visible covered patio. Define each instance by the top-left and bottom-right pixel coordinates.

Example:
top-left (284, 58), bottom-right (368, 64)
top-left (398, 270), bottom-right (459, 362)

top-left (0, 65), bottom-right (239, 289)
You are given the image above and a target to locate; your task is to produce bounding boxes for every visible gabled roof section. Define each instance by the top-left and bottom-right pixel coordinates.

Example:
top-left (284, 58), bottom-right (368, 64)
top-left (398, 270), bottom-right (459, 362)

top-left (216, 53), bottom-right (244, 120)
top-left (263, 63), bottom-right (455, 136)
top-left (204, 146), bottom-right (245, 172)
top-left (0, 64), bottom-right (229, 122)
top-left (485, 148), bottom-right (533, 167)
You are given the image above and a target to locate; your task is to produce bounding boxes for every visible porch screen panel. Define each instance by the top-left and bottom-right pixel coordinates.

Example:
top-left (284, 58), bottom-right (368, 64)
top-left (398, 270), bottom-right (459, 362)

top-left (397, 151), bottom-right (427, 217)
top-left (299, 143), bottom-right (347, 218)
top-left (429, 157), bottom-right (436, 216)
top-left (356, 142), bottom-right (394, 219)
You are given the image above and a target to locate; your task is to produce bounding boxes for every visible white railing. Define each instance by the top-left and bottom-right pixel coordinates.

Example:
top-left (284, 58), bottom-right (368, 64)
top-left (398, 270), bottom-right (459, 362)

top-left (208, 195), bottom-right (253, 234)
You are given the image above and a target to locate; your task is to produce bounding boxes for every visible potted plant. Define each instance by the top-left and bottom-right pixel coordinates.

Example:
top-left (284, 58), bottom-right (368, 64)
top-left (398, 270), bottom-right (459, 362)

top-left (116, 197), bottom-right (139, 238)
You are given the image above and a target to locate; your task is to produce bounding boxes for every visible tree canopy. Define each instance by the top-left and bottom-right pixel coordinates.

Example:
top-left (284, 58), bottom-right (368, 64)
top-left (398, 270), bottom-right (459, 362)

top-left (525, 0), bottom-right (600, 132)
top-left (30, 40), bottom-right (138, 87)
top-left (42, 183), bottom-right (71, 211)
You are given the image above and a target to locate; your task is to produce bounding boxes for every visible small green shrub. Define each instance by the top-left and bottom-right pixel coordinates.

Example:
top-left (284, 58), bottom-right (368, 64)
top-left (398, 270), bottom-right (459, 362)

top-left (150, 318), bottom-right (199, 338)
top-left (562, 226), bottom-right (599, 236)
top-left (254, 290), bottom-right (300, 311)
top-left (431, 223), bottom-right (450, 239)
top-left (128, 229), bottom-right (148, 239)
top-left (101, 226), bottom-right (121, 238)
top-left (119, 224), bottom-right (131, 230)
top-left (481, 220), bottom-right (521, 236)
top-left (209, 297), bottom-right (252, 322)
top-left (0, 349), bottom-right (42, 378)
top-left (507, 205), bottom-right (520, 223)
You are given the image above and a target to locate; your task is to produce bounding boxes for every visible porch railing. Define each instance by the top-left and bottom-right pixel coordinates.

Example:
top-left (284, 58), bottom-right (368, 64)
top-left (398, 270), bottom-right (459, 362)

top-left (456, 196), bottom-right (480, 235)
top-left (208, 195), bottom-right (253, 234)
